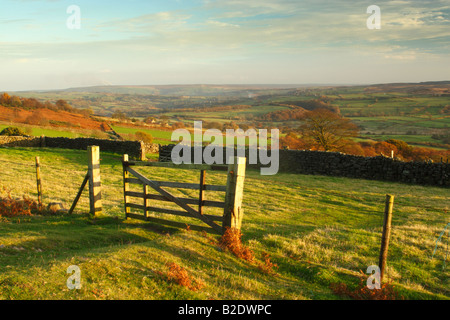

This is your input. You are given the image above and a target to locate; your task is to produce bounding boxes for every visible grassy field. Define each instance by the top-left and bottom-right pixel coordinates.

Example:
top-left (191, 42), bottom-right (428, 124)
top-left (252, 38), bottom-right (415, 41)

top-left (0, 147), bottom-right (448, 300)
top-left (111, 125), bottom-right (174, 145)
top-left (112, 125), bottom-right (275, 147)
top-left (163, 105), bottom-right (289, 121)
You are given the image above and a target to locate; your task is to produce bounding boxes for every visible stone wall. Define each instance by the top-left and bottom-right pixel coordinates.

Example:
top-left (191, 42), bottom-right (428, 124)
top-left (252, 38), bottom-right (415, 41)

top-left (159, 144), bottom-right (449, 187)
top-left (0, 136), bottom-right (159, 160)
top-left (0, 136), bottom-right (44, 147)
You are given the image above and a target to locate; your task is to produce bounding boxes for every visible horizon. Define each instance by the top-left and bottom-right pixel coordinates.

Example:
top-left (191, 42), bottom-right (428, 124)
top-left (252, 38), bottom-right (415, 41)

top-left (10, 80), bottom-right (450, 94)
top-left (1, 0), bottom-right (450, 91)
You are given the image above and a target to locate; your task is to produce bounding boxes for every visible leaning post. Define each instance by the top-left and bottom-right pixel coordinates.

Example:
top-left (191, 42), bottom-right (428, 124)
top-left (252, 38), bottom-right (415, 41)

top-left (379, 194), bottom-right (394, 282)
top-left (35, 156), bottom-right (42, 205)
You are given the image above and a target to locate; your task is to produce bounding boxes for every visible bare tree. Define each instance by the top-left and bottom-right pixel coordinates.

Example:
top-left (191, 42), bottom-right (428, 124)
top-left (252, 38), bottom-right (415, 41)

top-left (299, 108), bottom-right (359, 151)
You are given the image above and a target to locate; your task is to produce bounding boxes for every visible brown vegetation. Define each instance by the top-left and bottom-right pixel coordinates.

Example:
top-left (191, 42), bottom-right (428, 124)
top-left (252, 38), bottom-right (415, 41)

top-left (161, 262), bottom-right (205, 291)
top-left (281, 131), bottom-right (450, 162)
top-left (219, 227), bottom-right (254, 262)
top-left (0, 187), bottom-right (45, 217)
top-left (330, 276), bottom-right (403, 300)
top-left (0, 92), bottom-right (104, 131)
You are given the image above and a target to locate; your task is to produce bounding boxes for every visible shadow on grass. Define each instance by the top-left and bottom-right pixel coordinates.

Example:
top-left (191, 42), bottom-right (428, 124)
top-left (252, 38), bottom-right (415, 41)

top-left (0, 215), bottom-right (158, 272)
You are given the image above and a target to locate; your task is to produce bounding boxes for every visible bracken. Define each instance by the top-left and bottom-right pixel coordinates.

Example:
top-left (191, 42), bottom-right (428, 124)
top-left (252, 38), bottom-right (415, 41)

top-left (219, 227), bottom-right (254, 262)
top-left (330, 276), bottom-right (403, 300)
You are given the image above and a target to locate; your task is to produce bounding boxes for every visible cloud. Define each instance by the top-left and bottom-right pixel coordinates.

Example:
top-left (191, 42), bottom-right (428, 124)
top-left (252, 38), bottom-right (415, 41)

top-left (1, 0), bottom-right (450, 90)
top-left (206, 20), bottom-right (240, 28)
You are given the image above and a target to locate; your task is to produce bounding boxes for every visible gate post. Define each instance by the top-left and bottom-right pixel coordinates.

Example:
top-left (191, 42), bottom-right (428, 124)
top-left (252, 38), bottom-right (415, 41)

top-left (223, 157), bottom-right (246, 233)
top-left (88, 145), bottom-right (102, 216)
top-left (379, 194), bottom-right (394, 282)
top-left (123, 154), bottom-right (130, 219)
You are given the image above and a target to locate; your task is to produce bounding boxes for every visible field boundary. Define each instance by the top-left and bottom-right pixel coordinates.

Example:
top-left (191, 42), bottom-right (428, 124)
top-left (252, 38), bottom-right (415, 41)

top-left (160, 144), bottom-right (450, 187)
top-left (0, 135), bottom-right (159, 160)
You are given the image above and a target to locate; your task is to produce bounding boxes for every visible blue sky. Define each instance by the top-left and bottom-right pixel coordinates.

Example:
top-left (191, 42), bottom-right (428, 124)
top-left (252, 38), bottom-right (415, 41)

top-left (1, 0), bottom-right (449, 91)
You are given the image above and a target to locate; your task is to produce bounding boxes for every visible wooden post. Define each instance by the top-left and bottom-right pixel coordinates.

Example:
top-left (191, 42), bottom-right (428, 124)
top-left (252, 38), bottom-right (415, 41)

top-left (379, 194), bottom-right (394, 282)
top-left (68, 173), bottom-right (89, 215)
top-left (35, 156), bottom-right (42, 205)
top-left (223, 157), bottom-right (246, 233)
top-left (199, 170), bottom-right (206, 215)
top-left (87, 146), bottom-right (102, 216)
top-left (143, 183), bottom-right (149, 219)
top-left (123, 154), bottom-right (130, 219)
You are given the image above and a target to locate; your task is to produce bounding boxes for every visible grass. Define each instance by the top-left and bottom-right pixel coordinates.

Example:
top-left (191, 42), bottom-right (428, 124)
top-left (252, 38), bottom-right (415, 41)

top-left (112, 125), bottom-right (175, 145)
top-left (0, 147), bottom-right (448, 300)
top-left (112, 124), bottom-right (275, 147)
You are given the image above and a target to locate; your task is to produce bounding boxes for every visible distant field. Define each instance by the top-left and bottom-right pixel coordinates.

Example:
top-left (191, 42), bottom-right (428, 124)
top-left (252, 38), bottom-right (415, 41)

top-left (0, 147), bottom-right (448, 299)
top-left (111, 125), bottom-right (174, 145)
top-left (350, 115), bottom-right (449, 146)
top-left (12, 84), bottom-right (450, 148)
top-left (112, 125), bottom-right (275, 146)
top-left (163, 105), bottom-right (289, 122)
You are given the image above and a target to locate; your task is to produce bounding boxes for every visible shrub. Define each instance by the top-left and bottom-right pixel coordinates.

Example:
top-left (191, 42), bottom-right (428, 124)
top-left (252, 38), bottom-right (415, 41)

top-left (0, 127), bottom-right (27, 136)
top-left (0, 187), bottom-right (44, 217)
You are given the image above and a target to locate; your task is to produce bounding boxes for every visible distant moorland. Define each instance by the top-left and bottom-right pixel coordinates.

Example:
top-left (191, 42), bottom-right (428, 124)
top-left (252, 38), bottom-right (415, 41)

top-left (2, 81), bottom-right (449, 161)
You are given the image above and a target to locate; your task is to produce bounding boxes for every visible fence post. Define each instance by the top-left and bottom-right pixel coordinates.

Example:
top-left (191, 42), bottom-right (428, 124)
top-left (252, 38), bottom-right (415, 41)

top-left (88, 146), bottom-right (102, 216)
top-left (223, 157), bottom-right (246, 233)
top-left (199, 169), bottom-right (206, 215)
top-left (35, 156), bottom-right (42, 205)
top-left (379, 194), bottom-right (394, 282)
top-left (123, 154), bottom-right (130, 219)
top-left (143, 183), bottom-right (149, 219)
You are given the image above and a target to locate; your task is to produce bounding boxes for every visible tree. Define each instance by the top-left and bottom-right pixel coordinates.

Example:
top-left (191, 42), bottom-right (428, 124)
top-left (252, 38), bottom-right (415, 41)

top-left (204, 121), bottom-right (223, 131)
top-left (172, 122), bottom-right (185, 129)
top-left (10, 96), bottom-right (22, 108)
top-left (280, 132), bottom-right (304, 150)
top-left (135, 131), bottom-right (153, 144)
top-left (55, 99), bottom-right (70, 110)
top-left (0, 92), bottom-right (11, 105)
top-left (299, 108), bottom-right (359, 151)
top-left (111, 110), bottom-right (128, 121)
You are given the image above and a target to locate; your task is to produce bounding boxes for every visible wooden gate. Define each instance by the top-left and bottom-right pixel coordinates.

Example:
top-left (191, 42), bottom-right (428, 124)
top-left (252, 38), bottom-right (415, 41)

top-left (122, 155), bottom-right (246, 235)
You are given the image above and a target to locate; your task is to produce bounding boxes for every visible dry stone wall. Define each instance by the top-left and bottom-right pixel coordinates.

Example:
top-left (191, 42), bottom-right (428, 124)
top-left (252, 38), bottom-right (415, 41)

top-left (0, 136), bottom-right (159, 160)
top-left (159, 144), bottom-right (449, 187)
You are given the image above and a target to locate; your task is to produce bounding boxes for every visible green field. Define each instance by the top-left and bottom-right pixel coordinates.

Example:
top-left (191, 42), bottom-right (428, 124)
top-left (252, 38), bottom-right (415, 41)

top-left (112, 125), bottom-right (275, 146)
top-left (111, 125), bottom-right (174, 145)
top-left (163, 105), bottom-right (289, 122)
top-left (0, 147), bottom-right (448, 299)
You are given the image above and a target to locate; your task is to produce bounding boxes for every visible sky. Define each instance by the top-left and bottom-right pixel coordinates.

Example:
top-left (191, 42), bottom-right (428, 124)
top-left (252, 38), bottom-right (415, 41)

top-left (1, 0), bottom-right (450, 91)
